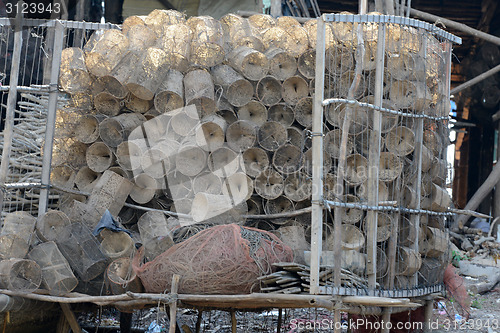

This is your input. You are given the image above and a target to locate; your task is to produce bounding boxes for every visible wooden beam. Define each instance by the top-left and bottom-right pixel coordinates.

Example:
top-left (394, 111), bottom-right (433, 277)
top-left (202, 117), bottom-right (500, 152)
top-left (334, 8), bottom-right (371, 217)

top-left (450, 63), bottom-right (500, 95)
top-left (409, 7), bottom-right (499, 46)
top-left (454, 161), bottom-right (500, 230)
top-left (60, 303), bottom-right (82, 333)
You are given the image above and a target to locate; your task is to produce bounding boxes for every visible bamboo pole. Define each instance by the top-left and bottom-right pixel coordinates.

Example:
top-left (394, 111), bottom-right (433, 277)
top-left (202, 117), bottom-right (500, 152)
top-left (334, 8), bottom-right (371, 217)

top-left (310, 15), bottom-right (326, 295)
top-left (365, 21), bottom-right (386, 290)
top-left (0, 9), bottom-right (23, 194)
top-left (38, 21), bottom-right (64, 216)
top-left (409, 8), bottom-right (491, 45)
top-left (450, 63), bottom-right (500, 95)
top-left (169, 274), bottom-right (180, 333)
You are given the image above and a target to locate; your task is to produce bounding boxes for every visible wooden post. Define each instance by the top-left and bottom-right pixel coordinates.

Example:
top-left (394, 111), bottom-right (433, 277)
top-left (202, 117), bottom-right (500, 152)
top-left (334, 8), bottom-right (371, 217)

top-left (310, 15), bottom-right (326, 295)
top-left (231, 310), bottom-right (237, 333)
top-left (359, 0), bottom-right (367, 14)
top-left (423, 299), bottom-right (434, 332)
top-left (365, 21), bottom-right (386, 290)
top-left (495, 118), bottom-right (500, 220)
top-left (169, 274), bottom-right (180, 333)
top-left (0, 9), bottom-right (23, 189)
top-left (195, 310), bottom-right (203, 333)
top-left (38, 21), bottom-right (64, 217)
top-left (59, 303), bottom-right (82, 333)
top-left (381, 308), bottom-right (392, 333)
top-left (277, 308), bottom-right (282, 333)
top-left (271, 0), bottom-right (282, 17)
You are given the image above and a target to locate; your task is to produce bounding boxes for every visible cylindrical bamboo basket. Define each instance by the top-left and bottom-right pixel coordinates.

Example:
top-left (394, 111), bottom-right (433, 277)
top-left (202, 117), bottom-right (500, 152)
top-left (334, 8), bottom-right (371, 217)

top-left (282, 76), bottom-right (309, 106)
top-left (75, 167), bottom-right (101, 192)
top-left (125, 93), bottom-right (153, 113)
top-left (242, 147), bottom-right (269, 178)
top-left (345, 154), bottom-right (368, 186)
top-left (297, 49), bottom-right (316, 79)
top-left (137, 211), bottom-right (172, 243)
top-left (106, 257), bottom-right (143, 295)
top-left (59, 47), bottom-right (92, 93)
top-left (256, 76), bottom-right (282, 106)
top-left (156, 23), bottom-right (191, 73)
top-left (184, 69), bottom-right (216, 117)
top-left (258, 121), bottom-right (287, 152)
top-left (99, 229), bottom-right (135, 259)
top-left (430, 183), bottom-right (452, 212)
top-left (193, 171), bottom-right (222, 195)
top-left (226, 120), bottom-right (257, 152)
top-left (175, 145), bottom-right (207, 177)
top-left (94, 92), bottom-right (122, 116)
top-left (85, 29), bottom-right (130, 77)
top-left (396, 246), bottom-right (422, 276)
top-left (341, 224), bottom-right (365, 251)
top-left (341, 194), bottom-right (364, 224)
top-left (228, 46), bottom-right (269, 81)
top-left (99, 113), bottom-right (147, 147)
top-left (237, 100), bottom-right (268, 126)
top-left (399, 216), bottom-right (417, 246)
top-left (254, 168), bottom-right (284, 200)
top-left (116, 140), bottom-right (147, 172)
top-left (51, 165), bottom-right (76, 189)
top-left (325, 129), bottom-right (354, 159)
top-left (268, 104), bottom-right (295, 127)
top-left (211, 64), bottom-right (254, 107)
top-left (379, 152), bottom-right (403, 182)
top-left (56, 223), bottom-right (108, 282)
top-left (144, 9), bottom-right (185, 36)
top-left (126, 24), bottom-right (157, 51)
top-left (164, 171), bottom-right (192, 200)
top-left (294, 97), bottom-right (313, 128)
top-left (284, 172), bottom-right (311, 202)
top-left (126, 47), bottom-right (169, 101)
top-left (86, 142), bottom-right (116, 173)
top-left (36, 210), bottom-right (71, 242)
top-left (195, 115), bottom-right (227, 152)
top-left (385, 126), bottom-right (415, 156)
top-left (207, 146), bottom-right (239, 178)
top-left (140, 147), bottom-right (171, 179)
top-left (28, 242), bottom-right (78, 296)
top-left (130, 173), bottom-right (159, 204)
top-left (0, 259), bottom-right (42, 292)
top-left (273, 144), bottom-right (302, 175)
top-left (187, 16), bottom-right (225, 67)
top-left (302, 149), bottom-right (332, 176)
top-left (74, 114), bottom-right (107, 144)
top-left (154, 69), bottom-right (185, 114)
top-left (357, 179), bottom-right (389, 202)
top-left (421, 226), bottom-right (448, 258)
top-left (265, 48), bottom-right (297, 81)
top-left (222, 172), bottom-right (253, 202)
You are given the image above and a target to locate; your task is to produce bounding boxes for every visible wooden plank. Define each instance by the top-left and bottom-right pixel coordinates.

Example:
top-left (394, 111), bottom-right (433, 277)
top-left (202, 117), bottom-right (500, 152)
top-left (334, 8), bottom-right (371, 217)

top-left (310, 15), bottom-right (326, 295)
top-left (59, 303), bottom-right (82, 333)
top-left (271, 0), bottom-right (282, 17)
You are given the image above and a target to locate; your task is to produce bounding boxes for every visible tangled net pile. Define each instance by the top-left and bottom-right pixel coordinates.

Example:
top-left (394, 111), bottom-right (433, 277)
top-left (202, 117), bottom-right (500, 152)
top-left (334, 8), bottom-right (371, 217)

top-left (132, 224), bottom-right (293, 294)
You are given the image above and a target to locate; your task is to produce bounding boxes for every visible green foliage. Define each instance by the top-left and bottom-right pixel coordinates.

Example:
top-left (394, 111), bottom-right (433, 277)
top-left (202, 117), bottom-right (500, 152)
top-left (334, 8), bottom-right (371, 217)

top-left (451, 250), bottom-right (470, 267)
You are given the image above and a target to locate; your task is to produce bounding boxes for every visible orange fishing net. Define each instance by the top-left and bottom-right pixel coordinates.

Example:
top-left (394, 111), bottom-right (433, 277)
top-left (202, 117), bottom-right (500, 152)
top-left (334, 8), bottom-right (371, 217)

top-left (132, 224), bottom-right (293, 294)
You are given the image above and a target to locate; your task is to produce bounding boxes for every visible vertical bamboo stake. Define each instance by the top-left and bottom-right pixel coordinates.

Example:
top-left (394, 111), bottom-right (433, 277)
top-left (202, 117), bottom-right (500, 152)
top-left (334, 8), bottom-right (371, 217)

top-left (0, 9), bottom-right (23, 191)
top-left (366, 21), bottom-right (386, 290)
top-left (38, 21), bottom-right (64, 216)
top-left (231, 310), bottom-right (237, 333)
top-left (310, 15), bottom-right (326, 295)
top-left (409, 37), bottom-right (427, 287)
top-left (424, 299), bottom-right (434, 332)
top-left (277, 308), bottom-right (282, 333)
top-left (169, 274), bottom-right (180, 333)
